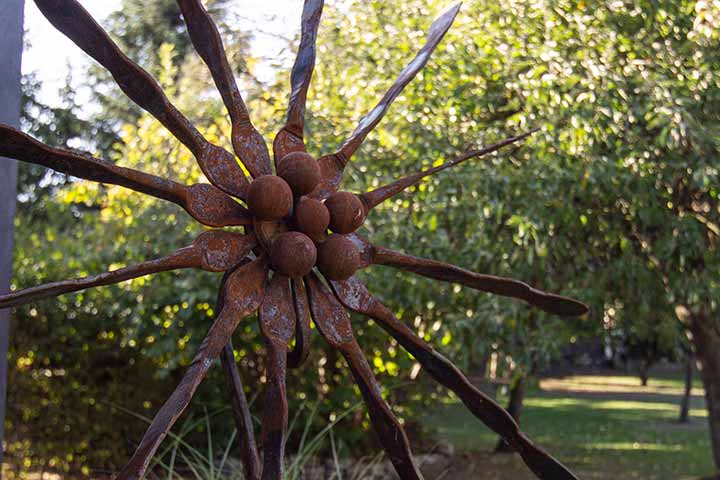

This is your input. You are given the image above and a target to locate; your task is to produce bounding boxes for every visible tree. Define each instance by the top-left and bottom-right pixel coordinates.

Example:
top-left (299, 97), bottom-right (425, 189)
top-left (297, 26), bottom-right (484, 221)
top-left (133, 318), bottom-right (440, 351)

top-left (297, 0), bottom-right (719, 469)
top-left (297, 0), bottom-right (594, 443)
top-left (679, 341), bottom-right (694, 423)
top-left (18, 72), bottom-right (99, 219)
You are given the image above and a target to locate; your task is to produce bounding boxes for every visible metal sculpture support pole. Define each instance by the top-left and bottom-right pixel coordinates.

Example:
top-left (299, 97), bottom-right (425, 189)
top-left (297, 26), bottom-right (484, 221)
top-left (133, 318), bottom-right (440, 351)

top-left (0, 0), bottom-right (24, 465)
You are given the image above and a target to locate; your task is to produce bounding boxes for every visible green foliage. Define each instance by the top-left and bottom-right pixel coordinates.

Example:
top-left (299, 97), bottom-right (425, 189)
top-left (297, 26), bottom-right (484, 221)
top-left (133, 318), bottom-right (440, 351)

top-left (18, 71), bottom-right (104, 218)
top-left (299, 0), bottom-right (719, 377)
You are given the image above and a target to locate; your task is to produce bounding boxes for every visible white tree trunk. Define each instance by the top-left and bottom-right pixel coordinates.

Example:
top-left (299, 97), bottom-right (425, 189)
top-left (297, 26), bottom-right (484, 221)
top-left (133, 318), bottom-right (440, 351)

top-left (0, 0), bottom-right (24, 465)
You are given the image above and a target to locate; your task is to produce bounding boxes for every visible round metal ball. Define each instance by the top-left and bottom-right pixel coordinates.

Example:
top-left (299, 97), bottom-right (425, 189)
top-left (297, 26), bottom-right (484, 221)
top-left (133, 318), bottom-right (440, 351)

top-left (247, 175), bottom-right (293, 220)
top-left (316, 234), bottom-right (361, 281)
top-left (277, 152), bottom-right (322, 195)
top-left (294, 197), bottom-right (330, 236)
top-left (325, 191), bottom-right (366, 234)
top-left (270, 232), bottom-right (317, 278)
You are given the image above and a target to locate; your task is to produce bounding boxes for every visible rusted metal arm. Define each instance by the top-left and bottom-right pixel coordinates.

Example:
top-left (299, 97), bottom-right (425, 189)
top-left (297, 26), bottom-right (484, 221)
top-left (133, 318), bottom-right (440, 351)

top-left (116, 256), bottom-right (268, 480)
top-left (176, 0), bottom-right (272, 178)
top-left (311, 2), bottom-right (462, 199)
top-left (0, 125), bottom-right (250, 227)
top-left (0, 231), bottom-right (255, 309)
top-left (215, 272), bottom-right (262, 480)
top-left (33, 0), bottom-right (249, 199)
top-left (373, 246), bottom-right (588, 316)
top-left (330, 276), bottom-right (579, 480)
top-left (305, 273), bottom-right (424, 480)
top-left (359, 129), bottom-right (539, 211)
top-left (258, 274), bottom-right (295, 480)
top-left (273, 0), bottom-right (325, 163)
top-left (220, 341), bottom-right (262, 480)
top-left (343, 234), bottom-right (587, 317)
top-left (288, 277), bottom-right (312, 368)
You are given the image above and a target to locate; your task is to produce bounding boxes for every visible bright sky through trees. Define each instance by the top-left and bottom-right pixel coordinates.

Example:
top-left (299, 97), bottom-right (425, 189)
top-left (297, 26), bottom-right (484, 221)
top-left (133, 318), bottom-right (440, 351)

top-left (23, 0), bottom-right (302, 106)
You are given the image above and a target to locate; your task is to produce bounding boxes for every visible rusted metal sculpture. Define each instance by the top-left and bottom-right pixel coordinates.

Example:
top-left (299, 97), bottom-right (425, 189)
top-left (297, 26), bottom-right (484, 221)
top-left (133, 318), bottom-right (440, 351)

top-left (0, 1), bottom-right (589, 479)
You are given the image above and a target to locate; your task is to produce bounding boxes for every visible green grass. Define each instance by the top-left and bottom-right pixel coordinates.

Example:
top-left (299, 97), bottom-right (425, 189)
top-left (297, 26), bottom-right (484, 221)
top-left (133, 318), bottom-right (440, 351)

top-left (427, 374), bottom-right (714, 480)
top-left (550, 373), bottom-right (706, 392)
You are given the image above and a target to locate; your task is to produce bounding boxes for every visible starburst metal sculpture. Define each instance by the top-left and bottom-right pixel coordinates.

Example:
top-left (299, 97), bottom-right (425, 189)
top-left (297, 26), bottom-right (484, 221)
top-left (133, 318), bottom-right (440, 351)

top-left (0, 1), bottom-right (589, 479)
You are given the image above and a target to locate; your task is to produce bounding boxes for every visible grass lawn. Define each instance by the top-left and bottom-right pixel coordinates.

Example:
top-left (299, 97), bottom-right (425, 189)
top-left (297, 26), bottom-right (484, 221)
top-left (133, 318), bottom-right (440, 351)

top-left (426, 373), bottom-right (714, 480)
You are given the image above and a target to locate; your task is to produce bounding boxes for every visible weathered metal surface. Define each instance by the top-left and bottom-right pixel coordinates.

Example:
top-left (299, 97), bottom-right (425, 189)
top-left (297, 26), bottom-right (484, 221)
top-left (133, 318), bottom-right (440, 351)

top-left (316, 233), bottom-right (361, 280)
top-left (220, 341), bottom-right (261, 480)
top-left (341, 233), bottom-right (587, 316)
top-left (258, 274), bottom-right (294, 479)
top-left (293, 197), bottom-right (329, 239)
top-left (183, 183), bottom-right (252, 227)
top-left (247, 175), bottom-right (293, 220)
top-left (5, 2), bottom-right (591, 479)
top-left (273, 0), bottom-right (324, 165)
top-left (253, 218), bottom-right (290, 252)
top-left (217, 272), bottom-right (262, 480)
top-left (330, 276), bottom-right (580, 480)
top-left (344, 233), bottom-right (378, 269)
top-left (0, 231), bottom-right (255, 309)
top-left (359, 128), bottom-right (540, 211)
top-left (117, 256), bottom-right (268, 480)
top-left (277, 152), bottom-right (322, 195)
top-left (325, 191), bottom-right (366, 234)
top-left (305, 273), bottom-right (424, 479)
top-left (0, 125), bottom-right (251, 227)
top-left (177, 0), bottom-right (272, 179)
top-left (372, 246), bottom-right (588, 316)
top-left (310, 2), bottom-right (462, 200)
top-left (269, 232), bottom-right (317, 278)
top-left (288, 277), bottom-right (312, 368)
top-left (33, 0), bottom-right (250, 200)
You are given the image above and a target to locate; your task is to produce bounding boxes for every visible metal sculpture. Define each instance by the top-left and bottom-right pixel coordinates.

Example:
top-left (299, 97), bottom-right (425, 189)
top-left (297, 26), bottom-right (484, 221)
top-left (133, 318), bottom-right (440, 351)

top-left (0, 1), bottom-right (589, 479)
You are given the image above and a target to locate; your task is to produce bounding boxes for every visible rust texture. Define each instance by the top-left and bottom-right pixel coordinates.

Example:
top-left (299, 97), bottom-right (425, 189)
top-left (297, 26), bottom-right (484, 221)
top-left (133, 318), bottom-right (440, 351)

top-left (277, 151), bottom-right (322, 196)
top-left (330, 276), bottom-right (579, 480)
top-left (306, 273), bottom-right (424, 479)
top-left (359, 128), bottom-right (540, 212)
top-left (217, 271), bottom-right (262, 480)
top-left (0, 231), bottom-right (256, 309)
top-left (270, 232), bottom-right (317, 278)
top-left (33, 0), bottom-right (250, 200)
top-left (288, 277), bottom-right (312, 368)
top-left (310, 2), bottom-right (462, 200)
top-left (258, 274), bottom-right (294, 479)
top-left (0, 1), bottom-right (589, 479)
top-left (247, 175), bottom-right (293, 221)
top-left (293, 197), bottom-right (330, 238)
top-left (177, 0), bottom-right (272, 179)
top-left (118, 256), bottom-right (268, 479)
top-left (0, 125), bottom-right (251, 228)
top-left (273, 0), bottom-right (325, 165)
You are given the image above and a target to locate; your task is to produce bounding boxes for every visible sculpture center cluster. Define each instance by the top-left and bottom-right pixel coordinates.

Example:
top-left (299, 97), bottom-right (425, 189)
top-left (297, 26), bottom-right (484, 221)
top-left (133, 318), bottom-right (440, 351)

top-left (247, 151), bottom-right (366, 281)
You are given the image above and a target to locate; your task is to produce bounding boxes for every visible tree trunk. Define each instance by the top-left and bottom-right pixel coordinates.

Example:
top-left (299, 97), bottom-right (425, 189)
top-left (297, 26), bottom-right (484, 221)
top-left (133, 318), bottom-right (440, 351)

top-left (639, 358), bottom-right (651, 386)
top-left (679, 349), bottom-right (693, 423)
top-left (0, 0), bottom-right (25, 466)
top-left (687, 311), bottom-right (720, 472)
top-left (495, 375), bottom-right (526, 453)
